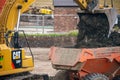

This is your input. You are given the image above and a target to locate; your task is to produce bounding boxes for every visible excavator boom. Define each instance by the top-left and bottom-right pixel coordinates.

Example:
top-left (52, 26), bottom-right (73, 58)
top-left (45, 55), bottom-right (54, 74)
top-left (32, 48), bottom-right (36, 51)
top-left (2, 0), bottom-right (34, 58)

top-left (0, 0), bottom-right (35, 44)
top-left (74, 0), bottom-right (99, 12)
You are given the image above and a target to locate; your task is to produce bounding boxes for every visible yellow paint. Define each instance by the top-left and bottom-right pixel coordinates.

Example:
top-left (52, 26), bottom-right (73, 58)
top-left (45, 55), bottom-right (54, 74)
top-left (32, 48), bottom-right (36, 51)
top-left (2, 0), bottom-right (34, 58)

top-left (0, 44), bottom-right (34, 76)
top-left (40, 9), bottom-right (52, 14)
top-left (22, 56), bottom-right (34, 67)
top-left (0, 0), bottom-right (34, 76)
top-left (74, 0), bottom-right (87, 9)
top-left (0, 0), bottom-right (35, 44)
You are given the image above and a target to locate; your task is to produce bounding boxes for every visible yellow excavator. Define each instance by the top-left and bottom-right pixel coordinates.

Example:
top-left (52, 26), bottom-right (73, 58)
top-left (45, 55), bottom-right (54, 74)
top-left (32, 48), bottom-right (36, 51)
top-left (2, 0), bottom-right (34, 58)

top-left (0, 0), bottom-right (35, 76)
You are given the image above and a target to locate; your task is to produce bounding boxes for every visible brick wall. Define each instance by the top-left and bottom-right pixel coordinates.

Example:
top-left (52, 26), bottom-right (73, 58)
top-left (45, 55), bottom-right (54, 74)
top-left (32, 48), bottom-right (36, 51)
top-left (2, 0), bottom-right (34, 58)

top-left (54, 7), bottom-right (79, 32)
top-left (19, 36), bottom-right (77, 47)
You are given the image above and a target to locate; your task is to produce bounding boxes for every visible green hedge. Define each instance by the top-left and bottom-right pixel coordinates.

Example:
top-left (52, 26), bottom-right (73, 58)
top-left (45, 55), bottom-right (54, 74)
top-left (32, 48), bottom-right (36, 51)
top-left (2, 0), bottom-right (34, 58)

top-left (20, 30), bottom-right (79, 37)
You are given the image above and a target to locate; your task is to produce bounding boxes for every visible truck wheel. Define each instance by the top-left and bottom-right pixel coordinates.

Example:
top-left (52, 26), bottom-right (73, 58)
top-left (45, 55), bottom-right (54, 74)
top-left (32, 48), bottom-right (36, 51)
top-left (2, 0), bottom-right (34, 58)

top-left (42, 74), bottom-right (49, 80)
top-left (53, 71), bottom-right (70, 80)
top-left (83, 73), bottom-right (109, 80)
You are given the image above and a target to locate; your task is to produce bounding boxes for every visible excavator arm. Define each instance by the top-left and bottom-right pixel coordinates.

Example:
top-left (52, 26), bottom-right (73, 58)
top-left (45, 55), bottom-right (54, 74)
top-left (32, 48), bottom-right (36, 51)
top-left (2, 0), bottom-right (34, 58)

top-left (74, 0), bottom-right (98, 12)
top-left (73, 0), bottom-right (117, 47)
top-left (0, 0), bottom-right (35, 44)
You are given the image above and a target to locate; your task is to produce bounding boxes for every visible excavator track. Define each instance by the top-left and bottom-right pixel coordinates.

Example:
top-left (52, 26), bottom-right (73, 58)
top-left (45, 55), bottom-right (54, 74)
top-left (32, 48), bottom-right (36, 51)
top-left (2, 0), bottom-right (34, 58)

top-left (0, 72), bottom-right (49, 80)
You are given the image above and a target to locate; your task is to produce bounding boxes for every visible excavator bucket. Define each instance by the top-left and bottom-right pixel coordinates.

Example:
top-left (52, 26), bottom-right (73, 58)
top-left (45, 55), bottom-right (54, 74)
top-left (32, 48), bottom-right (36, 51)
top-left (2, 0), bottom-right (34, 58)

top-left (76, 8), bottom-right (117, 48)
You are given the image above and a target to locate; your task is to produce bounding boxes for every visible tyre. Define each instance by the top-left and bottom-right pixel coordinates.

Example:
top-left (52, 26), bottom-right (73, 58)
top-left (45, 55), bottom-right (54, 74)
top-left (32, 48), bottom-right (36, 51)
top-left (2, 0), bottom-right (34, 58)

top-left (53, 70), bottom-right (70, 80)
top-left (83, 73), bottom-right (109, 80)
top-left (42, 74), bottom-right (49, 80)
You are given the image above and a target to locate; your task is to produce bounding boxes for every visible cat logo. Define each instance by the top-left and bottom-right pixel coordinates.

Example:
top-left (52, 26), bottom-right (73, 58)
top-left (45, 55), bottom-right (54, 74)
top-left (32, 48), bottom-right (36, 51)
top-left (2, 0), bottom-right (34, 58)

top-left (12, 50), bottom-right (22, 68)
top-left (13, 51), bottom-right (21, 60)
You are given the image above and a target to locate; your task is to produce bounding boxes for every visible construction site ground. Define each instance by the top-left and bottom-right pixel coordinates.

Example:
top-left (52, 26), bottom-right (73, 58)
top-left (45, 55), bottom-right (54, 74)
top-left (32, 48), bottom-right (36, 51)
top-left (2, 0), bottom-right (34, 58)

top-left (31, 48), bottom-right (57, 78)
top-left (1, 48), bottom-right (58, 80)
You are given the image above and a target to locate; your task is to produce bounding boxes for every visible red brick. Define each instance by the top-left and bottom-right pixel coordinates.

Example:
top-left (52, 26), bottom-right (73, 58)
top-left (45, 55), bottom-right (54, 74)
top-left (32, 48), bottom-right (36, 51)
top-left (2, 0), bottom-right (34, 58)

top-left (54, 7), bottom-right (79, 32)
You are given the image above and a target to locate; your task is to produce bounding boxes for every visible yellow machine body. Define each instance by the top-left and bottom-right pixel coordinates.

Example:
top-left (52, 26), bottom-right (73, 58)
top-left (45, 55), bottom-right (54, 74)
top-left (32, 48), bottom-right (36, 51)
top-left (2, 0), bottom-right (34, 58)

top-left (0, 0), bottom-right (35, 76)
top-left (74, 0), bottom-right (88, 10)
top-left (0, 44), bottom-right (34, 76)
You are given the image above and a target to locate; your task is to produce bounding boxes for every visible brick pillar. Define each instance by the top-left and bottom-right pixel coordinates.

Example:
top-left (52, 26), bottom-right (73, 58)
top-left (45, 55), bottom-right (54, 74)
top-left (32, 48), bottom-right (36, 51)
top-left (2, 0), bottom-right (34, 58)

top-left (54, 7), bottom-right (79, 32)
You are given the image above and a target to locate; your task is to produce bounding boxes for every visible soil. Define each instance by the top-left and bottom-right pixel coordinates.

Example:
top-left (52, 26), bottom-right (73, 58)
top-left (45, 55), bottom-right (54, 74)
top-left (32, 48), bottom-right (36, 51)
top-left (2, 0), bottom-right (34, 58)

top-left (30, 48), bottom-right (57, 76)
top-left (75, 13), bottom-right (120, 48)
top-left (75, 31), bottom-right (120, 48)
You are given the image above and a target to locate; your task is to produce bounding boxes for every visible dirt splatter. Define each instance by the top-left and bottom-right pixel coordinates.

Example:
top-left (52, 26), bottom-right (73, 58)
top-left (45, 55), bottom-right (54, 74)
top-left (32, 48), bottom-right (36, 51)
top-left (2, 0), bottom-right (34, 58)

top-left (75, 13), bottom-right (120, 48)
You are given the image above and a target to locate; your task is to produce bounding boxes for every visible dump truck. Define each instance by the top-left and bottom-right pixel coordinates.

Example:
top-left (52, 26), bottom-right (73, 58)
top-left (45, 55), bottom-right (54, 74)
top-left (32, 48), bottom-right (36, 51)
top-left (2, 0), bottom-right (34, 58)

top-left (49, 0), bottom-right (120, 80)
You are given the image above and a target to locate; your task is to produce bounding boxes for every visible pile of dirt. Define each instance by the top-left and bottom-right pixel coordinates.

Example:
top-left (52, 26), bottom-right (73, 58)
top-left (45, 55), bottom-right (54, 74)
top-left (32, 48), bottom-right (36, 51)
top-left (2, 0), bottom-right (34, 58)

top-left (75, 13), bottom-right (120, 48)
top-left (75, 32), bottom-right (120, 48)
